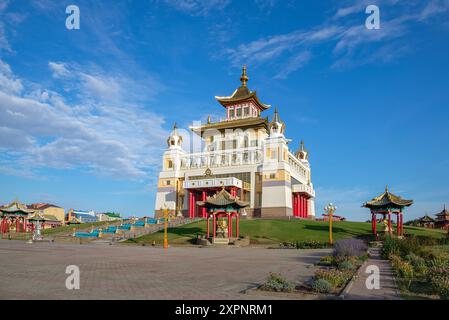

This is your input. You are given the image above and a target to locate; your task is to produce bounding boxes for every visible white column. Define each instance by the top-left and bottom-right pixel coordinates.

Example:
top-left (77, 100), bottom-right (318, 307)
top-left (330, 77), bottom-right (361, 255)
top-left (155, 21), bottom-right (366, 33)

top-left (307, 197), bottom-right (315, 217)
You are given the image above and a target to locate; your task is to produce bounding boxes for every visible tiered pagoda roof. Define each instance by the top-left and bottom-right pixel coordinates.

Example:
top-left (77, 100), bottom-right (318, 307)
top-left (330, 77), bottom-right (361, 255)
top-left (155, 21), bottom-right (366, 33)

top-left (362, 186), bottom-right (413, 210)
top-left (418, 214), bottom-right (435, 223)
top-left (215, 65), bottom-right (270, 111)
top-left (197, 187), bottom-right (249, 209)
top-left (435, 205), bottom-right (449, 221)
top-left (0, 200), bottom-right (35, 216)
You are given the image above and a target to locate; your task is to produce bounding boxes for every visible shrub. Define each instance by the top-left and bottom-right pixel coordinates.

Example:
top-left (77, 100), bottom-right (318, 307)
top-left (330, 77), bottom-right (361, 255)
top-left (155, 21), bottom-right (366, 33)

top-left (333, 239), bottom-right (367, 258)
top-left (314, 269), bottom-right (352, 288)
top-left (390, 254), bottom-right (414, 279)
top-left (261, 273), bottom-right (293, 292)
top-left (296, 240), bottom-right (328, 249)
top-left (311, 279), bottom-right (333, 293)
top-left (318, 255), bottom-right (334, 266)
top-left (338, 261), bottom-right (354, 270)
top-left (427, 266), bottom-right (449, 298)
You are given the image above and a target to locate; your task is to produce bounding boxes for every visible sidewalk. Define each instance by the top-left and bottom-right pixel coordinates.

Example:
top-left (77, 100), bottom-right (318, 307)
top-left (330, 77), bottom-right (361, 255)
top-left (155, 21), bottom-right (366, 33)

top-left (344, 247), bottom-right (400, 300)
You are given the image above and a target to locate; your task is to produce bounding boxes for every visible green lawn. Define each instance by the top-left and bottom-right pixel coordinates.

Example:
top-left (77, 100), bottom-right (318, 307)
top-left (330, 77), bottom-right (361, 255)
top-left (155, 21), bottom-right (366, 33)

top-left (125, 219), bottom-right (447, 245)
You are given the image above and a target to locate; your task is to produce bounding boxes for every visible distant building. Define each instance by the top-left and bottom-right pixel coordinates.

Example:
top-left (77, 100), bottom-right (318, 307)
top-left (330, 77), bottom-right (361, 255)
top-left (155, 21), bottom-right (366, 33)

top-left (416, 214), bottom-right (435, 228)
top-left (321, 213), bottom-right (346, 222)
top-left (103, 212), bottom-right (122, 221)
top-left (435, 205), bottom-right (449, 230)
top-left (28, 203), bottom-right (65, 224)
top-left (67, 209), bottom-right (98, 223)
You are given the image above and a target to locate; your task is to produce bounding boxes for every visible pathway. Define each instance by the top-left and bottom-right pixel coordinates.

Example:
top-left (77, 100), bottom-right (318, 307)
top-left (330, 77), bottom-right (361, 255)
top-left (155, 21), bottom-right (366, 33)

top-left (343, 247), bottom-right (400, 300)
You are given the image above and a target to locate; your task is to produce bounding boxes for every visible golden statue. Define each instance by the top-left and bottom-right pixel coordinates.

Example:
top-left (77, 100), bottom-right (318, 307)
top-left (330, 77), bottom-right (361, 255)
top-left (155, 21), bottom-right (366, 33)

top-left (216, 218), bottom-right (228, 238)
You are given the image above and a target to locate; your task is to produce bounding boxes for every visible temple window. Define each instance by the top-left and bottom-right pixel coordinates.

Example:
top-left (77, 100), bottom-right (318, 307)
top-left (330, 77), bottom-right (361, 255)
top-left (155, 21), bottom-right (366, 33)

top-left (236, 106), bottom-right (242, 117)
top-left (244, 106), bottom-right (249, 117)
top-left (166, 180), bottom-right (171, 186)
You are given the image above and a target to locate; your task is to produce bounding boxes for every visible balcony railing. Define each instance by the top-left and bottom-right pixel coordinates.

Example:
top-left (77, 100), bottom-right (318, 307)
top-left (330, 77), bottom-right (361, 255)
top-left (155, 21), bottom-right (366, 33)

top-left (292, 184), bottom-right (315, 197)
top-left (183, 177), bottom-right (243, 190)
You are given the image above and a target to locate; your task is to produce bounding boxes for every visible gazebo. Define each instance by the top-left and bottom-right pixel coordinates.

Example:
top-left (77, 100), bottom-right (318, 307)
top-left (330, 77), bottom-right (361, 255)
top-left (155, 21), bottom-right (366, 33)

top-left (363, 186), bottom-right (413, 237)
top-left (417, 214), bottom-right (435, 228)
top-left (197, 187), bottom-right (249, 244)
top-left (0, 200), bottom-right (35, 235)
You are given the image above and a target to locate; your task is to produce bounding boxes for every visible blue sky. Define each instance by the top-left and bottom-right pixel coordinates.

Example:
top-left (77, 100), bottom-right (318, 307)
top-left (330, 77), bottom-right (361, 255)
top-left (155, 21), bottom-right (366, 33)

top-left (0, 0), bottom-right (448, 221)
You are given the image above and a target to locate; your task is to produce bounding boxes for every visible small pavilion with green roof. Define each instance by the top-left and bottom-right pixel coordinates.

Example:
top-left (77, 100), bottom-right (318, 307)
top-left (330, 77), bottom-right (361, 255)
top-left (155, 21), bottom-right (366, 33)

top-left (197, 186), bottom-right (249, 243)
top-left (363, 186), bottom-right (413, 237)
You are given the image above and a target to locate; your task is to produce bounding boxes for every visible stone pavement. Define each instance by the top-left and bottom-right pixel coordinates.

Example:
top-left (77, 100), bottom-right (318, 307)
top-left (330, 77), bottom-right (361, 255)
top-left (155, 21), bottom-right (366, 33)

top-left (0, 240), bottom-right (330, 300)
top-left (344, 248), bottom-right (400, 300)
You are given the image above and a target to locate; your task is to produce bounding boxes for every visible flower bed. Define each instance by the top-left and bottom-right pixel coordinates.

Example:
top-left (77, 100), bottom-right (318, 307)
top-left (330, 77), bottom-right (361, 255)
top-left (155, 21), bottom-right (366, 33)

top-left (382, 236), bottom-right (449, 299)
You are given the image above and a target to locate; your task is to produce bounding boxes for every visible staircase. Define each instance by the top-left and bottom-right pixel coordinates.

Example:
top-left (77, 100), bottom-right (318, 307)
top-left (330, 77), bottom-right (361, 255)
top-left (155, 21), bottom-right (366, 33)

top-left (92, 217), bottom-right (203, 245)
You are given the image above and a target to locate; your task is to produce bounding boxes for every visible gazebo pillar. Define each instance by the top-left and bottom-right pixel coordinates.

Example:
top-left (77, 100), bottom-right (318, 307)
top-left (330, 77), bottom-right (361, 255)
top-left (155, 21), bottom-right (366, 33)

top-left (227, 213), bottom-right (231, 238)
top-left (202, 191), bottom-right (207, 218)
top-left (396, 213), bottom-right (400, 237)
top-left (206, 215), bottom-right (210, 238)
top-left (213, 213), bottom-right (216, 238)
top-left (388, 210), bottom-right (392, 236)
top-left (236, 213), bottom-right (240, 238)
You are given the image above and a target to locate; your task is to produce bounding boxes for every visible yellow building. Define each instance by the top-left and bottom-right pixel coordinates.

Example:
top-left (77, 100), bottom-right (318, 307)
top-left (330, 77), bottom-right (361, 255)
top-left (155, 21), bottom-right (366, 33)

top-left (28, 203), bottom-right (65, 224)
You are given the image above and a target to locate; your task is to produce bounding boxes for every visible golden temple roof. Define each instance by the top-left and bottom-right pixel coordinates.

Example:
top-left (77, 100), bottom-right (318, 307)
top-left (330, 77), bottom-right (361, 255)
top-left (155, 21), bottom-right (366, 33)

top-left (215, 66), bottom-right (270, 110)
top-left (190, 116), bottom-right (269, 136)
top-left (362, 186), bottom-right (413, 209)
top-left (197, 187), bottom-right (249, 209)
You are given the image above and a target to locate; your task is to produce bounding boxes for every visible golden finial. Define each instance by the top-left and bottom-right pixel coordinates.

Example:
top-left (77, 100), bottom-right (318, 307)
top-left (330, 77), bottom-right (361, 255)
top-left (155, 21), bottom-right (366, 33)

top-left (385, 185), bottom-right (389, 192)
top-left (240, 65), bottom-right (249, 87)
top-left (207, 115), bottom-right (211, 124)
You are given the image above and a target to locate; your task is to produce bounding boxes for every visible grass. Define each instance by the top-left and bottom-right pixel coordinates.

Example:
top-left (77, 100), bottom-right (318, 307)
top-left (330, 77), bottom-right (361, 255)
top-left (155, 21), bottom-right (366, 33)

top-left (124, 219), bottom-right (446, 246)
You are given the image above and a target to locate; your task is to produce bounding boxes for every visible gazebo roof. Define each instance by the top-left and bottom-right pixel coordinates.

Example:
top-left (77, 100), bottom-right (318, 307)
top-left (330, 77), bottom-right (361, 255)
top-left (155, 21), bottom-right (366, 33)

top-left (435, 205), bottom-right (449, 217)
top-left (362, 186), bottom-right (413, 210)
top-left (197, 187), bottom-right (249, 209)
top-left (28, 212), bottom-right (49, 222)
top-left (419, 214), bottom-right (435, 223)
top-left (0, 200), bottom-right (35, 216)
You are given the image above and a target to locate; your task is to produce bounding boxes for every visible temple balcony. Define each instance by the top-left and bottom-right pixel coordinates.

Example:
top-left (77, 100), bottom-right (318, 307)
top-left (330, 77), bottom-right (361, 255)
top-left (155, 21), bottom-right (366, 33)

top-left (179, 147), bottom-right (263, 170)
top-left (292, 184), bottom-right (315, 197)
top-left (183, 177), bottom-right (243, 190)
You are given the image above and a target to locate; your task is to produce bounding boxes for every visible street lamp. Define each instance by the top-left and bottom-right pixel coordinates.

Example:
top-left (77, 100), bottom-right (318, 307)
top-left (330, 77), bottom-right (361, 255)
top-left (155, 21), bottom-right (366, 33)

top-left (162, 204), bottom-right (169, 249)
top-left (324, 203), bottom-right (337, 245)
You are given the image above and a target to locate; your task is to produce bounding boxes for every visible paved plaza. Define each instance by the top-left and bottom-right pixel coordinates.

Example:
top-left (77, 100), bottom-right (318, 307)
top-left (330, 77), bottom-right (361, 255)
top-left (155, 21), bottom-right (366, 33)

top-left (0, 240), bottom-right (330, 300)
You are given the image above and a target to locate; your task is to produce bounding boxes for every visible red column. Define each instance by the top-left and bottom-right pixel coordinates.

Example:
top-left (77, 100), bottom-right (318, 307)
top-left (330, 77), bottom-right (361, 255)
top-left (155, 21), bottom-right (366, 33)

top-left (23, 217), bottom-right (27, 232)
top-left (301, 195), bottom-right (305, 218)
top-left (298, 195), bottom-right (302, 217)
top-left (213, 214), bottom-right (216, 238)
top-left (400, 213), bottom-right (403, 236)
top-left (236, 214), bottom-right (239, 238)
top-left (373, 214), bottom-right (377, 235)
top-left (202, 191), bottom-right (207, 218)
top-left (305, 197), bottom-right (309, 218)
top-left (206, 216), bottom-right (210, 238)
top-left (189, 191), bottom-right (193, 218)
top-left (396, 214), bottom-right (400, 237)
top-left (388, 213), bottom-right (392, 236)
top-left (15, 219), bottom-right (19, 232)
top-left (192, 192), bottom-right (197, 218)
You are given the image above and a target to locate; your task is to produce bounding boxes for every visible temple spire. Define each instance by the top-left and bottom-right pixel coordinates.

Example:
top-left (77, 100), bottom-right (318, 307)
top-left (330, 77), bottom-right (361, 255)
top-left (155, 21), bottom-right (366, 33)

top-left (240, 65), bottom-right (249, 87)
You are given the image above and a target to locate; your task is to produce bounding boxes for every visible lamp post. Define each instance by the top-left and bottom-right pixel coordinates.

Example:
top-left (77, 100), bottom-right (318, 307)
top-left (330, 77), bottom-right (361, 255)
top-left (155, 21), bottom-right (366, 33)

top-left (163, 204), bottom-right (169, 249)
top-left (324, 203), bottom-right (337, 245)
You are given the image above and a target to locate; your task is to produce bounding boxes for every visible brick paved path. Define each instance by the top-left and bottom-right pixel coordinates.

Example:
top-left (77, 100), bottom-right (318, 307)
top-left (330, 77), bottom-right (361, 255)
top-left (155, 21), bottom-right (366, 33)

top-left (344, 248), bottom-right (400, 300)
top-left (0, 240), bottom-right (330, 300)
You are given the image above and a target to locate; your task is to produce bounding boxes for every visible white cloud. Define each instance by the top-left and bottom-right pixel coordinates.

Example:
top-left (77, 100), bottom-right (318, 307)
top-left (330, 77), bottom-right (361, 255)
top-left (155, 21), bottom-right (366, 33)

top-left (224, 1), bottom-right (449, 77)
top-left (164, 0), bottom-right (231, 16)
top-left (0, 59), bottom-right (168, 181)
top-left (48, 62), bottom-right (70, 78)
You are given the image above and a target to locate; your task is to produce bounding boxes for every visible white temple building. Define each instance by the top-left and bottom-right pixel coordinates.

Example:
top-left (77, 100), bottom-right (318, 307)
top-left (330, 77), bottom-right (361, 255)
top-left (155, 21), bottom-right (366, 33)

top-left (154, 66), bottom-right (315, 219)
